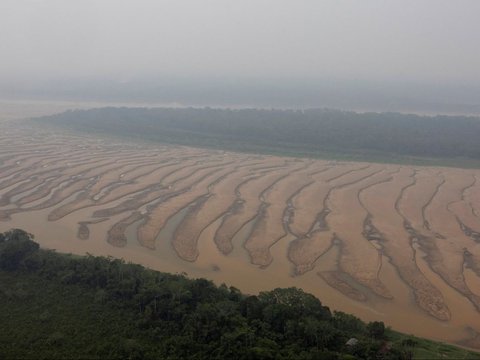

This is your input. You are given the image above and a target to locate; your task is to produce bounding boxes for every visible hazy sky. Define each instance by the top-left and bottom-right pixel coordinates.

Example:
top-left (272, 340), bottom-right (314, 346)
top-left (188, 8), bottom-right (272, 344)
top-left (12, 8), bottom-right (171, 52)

top-left (1, 0), bottom-right (479, 86)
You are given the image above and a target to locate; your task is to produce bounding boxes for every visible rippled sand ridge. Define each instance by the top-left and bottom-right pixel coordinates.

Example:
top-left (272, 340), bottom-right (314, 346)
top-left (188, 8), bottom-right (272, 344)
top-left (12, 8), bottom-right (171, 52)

top-left (1, 121), bottom-right (480, 350)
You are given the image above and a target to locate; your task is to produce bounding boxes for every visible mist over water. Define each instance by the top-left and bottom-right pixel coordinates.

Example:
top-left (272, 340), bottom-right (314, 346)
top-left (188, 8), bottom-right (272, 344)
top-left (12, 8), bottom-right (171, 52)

top-left (2, 1), bottom-right (480, 353)
top-left (2, 77), bottom-right (480, 115)
top-left (1, 0), bottom-right (480, 114)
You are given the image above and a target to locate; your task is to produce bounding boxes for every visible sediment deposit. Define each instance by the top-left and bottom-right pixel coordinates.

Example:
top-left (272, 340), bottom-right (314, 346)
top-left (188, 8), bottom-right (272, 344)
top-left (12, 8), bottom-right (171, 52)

top-left (1, 121), bottom-right (480, 350)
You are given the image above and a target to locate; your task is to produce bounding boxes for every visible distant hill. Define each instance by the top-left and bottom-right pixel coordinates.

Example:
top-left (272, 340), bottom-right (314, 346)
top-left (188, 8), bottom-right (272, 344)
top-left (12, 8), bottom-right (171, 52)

top-left (30, 107), bottom-right (480, 167)
top-left (1, 229), bottom-right (478, 359)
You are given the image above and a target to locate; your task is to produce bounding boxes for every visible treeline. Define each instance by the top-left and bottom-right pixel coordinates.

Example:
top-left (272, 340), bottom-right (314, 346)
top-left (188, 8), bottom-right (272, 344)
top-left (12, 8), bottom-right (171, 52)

top-left (33, 107), bottom-right (480, 165)
top-left (0, 229), bottom-right (440, 359)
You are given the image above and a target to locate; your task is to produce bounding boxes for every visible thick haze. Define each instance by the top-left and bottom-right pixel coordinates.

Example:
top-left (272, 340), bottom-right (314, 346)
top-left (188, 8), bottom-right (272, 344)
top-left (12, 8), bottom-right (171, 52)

top-left (1, 0), bottom-right (479, 112)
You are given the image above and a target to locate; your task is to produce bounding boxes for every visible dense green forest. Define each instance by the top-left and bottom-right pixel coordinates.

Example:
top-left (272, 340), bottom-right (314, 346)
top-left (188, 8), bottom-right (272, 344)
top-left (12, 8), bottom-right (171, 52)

top-left (1, 229), bottom-right (479, 359)
top-left (32, 107), bottom-right (480, 167)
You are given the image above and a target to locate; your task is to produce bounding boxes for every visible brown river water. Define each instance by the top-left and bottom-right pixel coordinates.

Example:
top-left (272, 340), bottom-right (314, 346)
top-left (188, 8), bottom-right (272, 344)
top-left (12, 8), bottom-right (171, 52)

top-left (1, 103), bottom-right (480, 350)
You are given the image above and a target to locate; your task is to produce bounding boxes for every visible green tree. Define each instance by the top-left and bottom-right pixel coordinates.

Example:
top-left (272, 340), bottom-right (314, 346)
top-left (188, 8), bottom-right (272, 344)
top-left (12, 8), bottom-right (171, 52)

top-left (367, 321), bottom-right (386, 339)
top-left (0, 229), bottom-right (38, 271)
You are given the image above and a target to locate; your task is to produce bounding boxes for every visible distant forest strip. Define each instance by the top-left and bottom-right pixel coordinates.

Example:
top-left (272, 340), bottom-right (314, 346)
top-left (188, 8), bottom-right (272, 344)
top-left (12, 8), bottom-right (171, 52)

top-left (31, 107), bottom-right (480, 167)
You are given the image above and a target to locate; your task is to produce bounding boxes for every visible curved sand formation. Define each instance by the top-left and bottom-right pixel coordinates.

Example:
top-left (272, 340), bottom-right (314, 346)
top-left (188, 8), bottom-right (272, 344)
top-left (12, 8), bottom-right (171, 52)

top-left (243, 162), bottom-right (314, 267)
top-left (48, 160), bottom-right (199, 220)
top-left (1, 121), bottom-right (480, 350)
top-left (321, 167), bottom-right (396, 300)
top-left (213, 162), bottom-right (297, 254)
top-left (287, 165), bottom-right (382, 276)
top-left (171, 164), bottom-right (266, 261)
top-left (422, 170), bottom-right (480, 311)
top-left (136, 165), bottom-right (239, 251)
top-left (360, 167), bottom-right (450, 320)
top-left (449, 175), bottom-right (480, 242)
top-left (287, 164), bottom-right (366, 237)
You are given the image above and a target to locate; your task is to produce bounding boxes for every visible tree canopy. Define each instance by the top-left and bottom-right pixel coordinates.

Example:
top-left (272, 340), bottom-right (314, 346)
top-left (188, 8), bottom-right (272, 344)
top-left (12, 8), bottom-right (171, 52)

top-left (1, 230), bottom-right (477, 359)
top-left (32, 107), bottom-right (480, 167)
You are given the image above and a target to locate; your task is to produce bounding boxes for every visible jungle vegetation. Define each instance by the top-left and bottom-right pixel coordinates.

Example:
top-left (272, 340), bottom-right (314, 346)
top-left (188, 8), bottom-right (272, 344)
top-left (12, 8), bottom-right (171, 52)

top-left (1, 229), bottom-right (479, 359)
top-left (31, 107), bottom-right (480, 167)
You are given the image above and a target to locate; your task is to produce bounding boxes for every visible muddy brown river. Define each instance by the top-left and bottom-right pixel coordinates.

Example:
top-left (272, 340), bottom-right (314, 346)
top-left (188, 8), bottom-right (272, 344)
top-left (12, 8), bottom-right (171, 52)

top-left (1, 112), bottom-right (480, 350)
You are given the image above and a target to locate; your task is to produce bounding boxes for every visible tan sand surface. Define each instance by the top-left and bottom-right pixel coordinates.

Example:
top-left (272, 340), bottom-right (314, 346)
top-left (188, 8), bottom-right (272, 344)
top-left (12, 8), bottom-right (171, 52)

top-left (423, 169), bottom-right (480, 310)
top-left (326, 167), bottom-right (395, 299)
top-left (47, 161), bottom-right (193, 220)
top-left (243, 163), bottom-right (313, 267)
top-left (171, 166), bottom-right (262, 262)
top-left (138, 166), bottom-right (236, 252)
top-left (467, 174), bottom-right (480, 217)
top-left (1, 119), bottom-right (480, 350)
top-left (360, 167), bottom-right (450, 320)
top-left (214, 163), bottom-right (294, 254)
top-left (288, 164), bottom-right (360, 237)
top-left (449, 173), bottom-right (480, 239)
top-left (9, 158), bottom-right (127, 206)
top-left (287, 164), bottom-right (381, 275)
